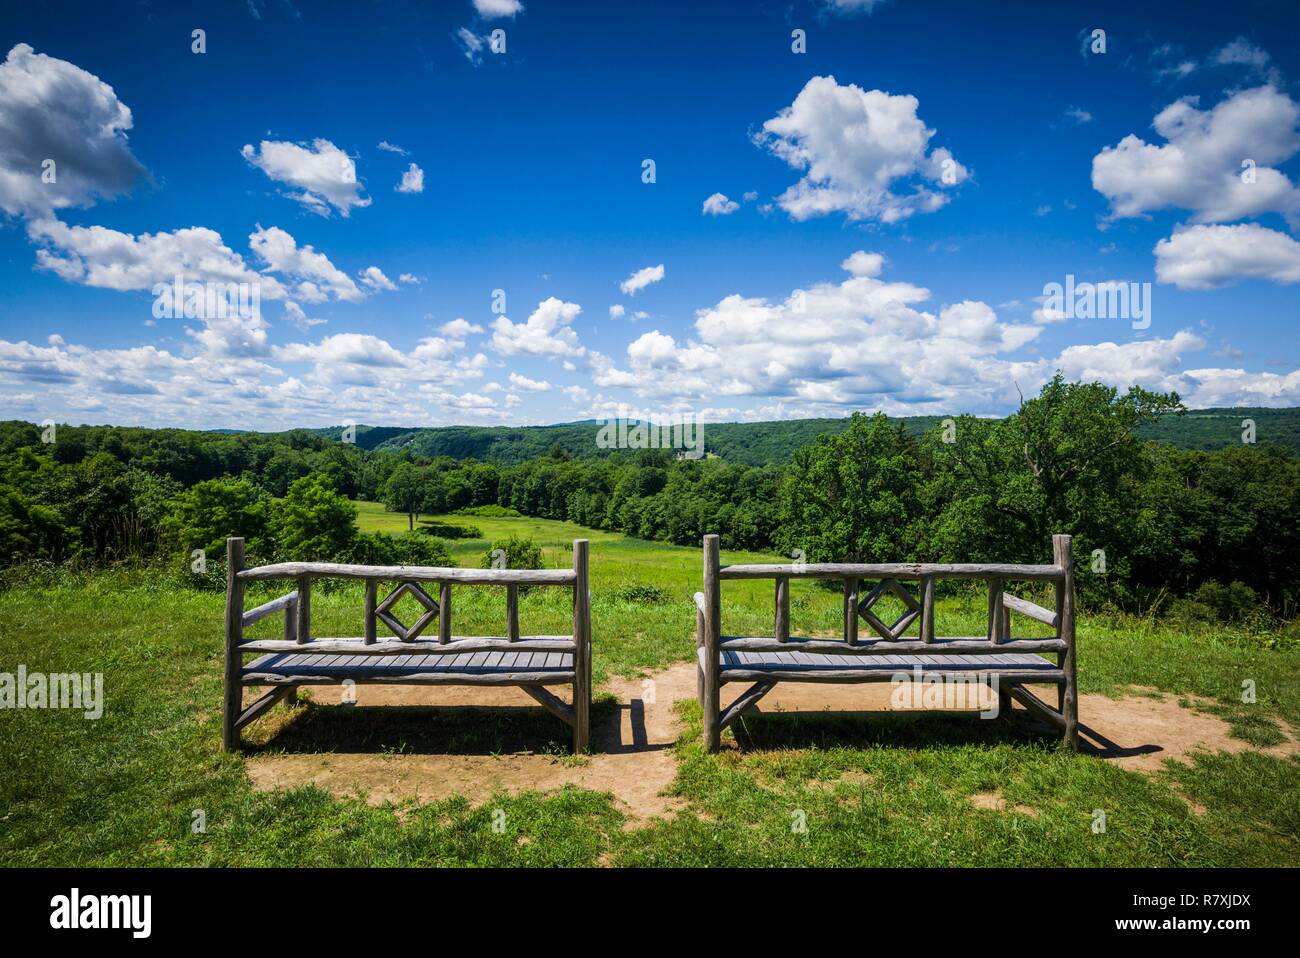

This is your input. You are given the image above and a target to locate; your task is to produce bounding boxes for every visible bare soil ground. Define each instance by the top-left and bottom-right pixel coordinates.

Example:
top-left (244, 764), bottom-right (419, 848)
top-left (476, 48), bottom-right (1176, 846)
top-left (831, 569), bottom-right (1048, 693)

top-left (246, 666), bottom-right (1298, 822)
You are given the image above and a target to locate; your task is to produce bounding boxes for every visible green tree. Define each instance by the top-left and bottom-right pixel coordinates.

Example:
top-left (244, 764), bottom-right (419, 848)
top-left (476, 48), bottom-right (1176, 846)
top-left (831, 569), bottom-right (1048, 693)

top-left (270, 475), bottom-right (357, 561)
top-left (777, 412), bottom-right (924, 563)
top-left (382, 462), bottom-right (427, 530)
top-left (167, 476), bottom-right (271, 558)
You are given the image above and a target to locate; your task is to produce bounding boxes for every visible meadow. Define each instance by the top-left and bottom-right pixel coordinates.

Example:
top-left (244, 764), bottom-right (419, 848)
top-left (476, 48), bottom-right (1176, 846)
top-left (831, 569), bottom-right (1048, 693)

top-left (1, 505), bottom-right (1297, 867)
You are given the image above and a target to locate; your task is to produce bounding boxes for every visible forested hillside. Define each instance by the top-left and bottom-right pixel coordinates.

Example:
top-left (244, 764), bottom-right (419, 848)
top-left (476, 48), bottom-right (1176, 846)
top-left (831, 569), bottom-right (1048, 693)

top-left (315, 406), bottom-right (1300, 465)
top-left (2, 384), bottom-right (1297, 620)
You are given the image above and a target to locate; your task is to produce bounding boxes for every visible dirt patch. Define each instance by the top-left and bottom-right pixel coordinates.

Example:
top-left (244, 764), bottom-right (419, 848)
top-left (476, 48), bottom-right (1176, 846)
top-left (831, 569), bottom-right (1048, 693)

top-left (744, 680), bottom-right (1299, 772)
top-left (246, 666), bottom-right (1297, 821)
top-left (969, 789), bottom-right (1039, 816)
top-left (246, 664), bottom-right (699, 824)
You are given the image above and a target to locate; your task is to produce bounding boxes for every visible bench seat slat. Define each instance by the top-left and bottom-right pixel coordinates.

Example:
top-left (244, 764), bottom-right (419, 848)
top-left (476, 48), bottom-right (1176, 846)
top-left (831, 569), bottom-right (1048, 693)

top-left (243, 651), bottom-right (575, 686)
top-left (716, 647), bottom-right (1062, 684)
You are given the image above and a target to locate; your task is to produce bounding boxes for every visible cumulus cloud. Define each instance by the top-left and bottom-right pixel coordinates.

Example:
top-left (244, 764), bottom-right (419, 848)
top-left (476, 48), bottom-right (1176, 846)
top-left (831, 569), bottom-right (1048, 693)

top-left (0, 43), bottom-right (147, 217)
top-left (473, 0), bottom-right (523, 17)
top-left (508, 372), bottom-right (551, 391)
top-left (359, 266), bottom-right (397, 291)
top-left (399, 273), bottom-right (422, 285)
top-left (591, 251), bottom-right (1046, 413)
top-left (702, 192), bottom-right (739, 215)
top-left (1092, 85), bottom-right (1300, 225)
top-left (249, 225), bottom-right (363, 302)
top-left (439, 318), bottom-right (485, 339)
top-left (241, 138), bottom-right (370, 217)
top-left (608, 304), bottom-right (625, 319)
top-left (396, 162), bottom-right (424, 193)
top-left (283, 301), bottom-right (326, 331)
top-left (755, 76), bottom-right (968, 223)
top-left (619, 263), bottom-right (664, 295)
top-left (27, 218), bottom-right (281, 297)
top-left (1154, 223), bottom-right (1300, 288)
top-left (490, 297), bottom-right (585, 357)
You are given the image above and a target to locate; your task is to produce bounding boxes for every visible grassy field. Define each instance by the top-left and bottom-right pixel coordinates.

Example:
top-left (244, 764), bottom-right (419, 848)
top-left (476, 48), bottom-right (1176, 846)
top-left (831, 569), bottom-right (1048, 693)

top-left (1, 505), bottom-right (1297, 866)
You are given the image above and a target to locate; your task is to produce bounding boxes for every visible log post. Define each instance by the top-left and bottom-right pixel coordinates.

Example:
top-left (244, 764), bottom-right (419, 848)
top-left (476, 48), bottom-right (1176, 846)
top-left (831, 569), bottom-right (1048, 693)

top-left (296, 575), bottom-right (311, 644)
top-left (222, 537), bottom-right (246, 752)
top-left (987, 578), bottom-right (1004, 644)
top-left (283, 595), bottom-right (299, 706)
top-left (919, 575), bottom-right (935, 643)
top-left (363, 580), bottom-right (377, 644)
top-left (775, 576), bottom-right (790, 642)
top-left (506, 584), bottom-right (520, 642)
top-left (438, 582), bottom-right (452, 644)
top-left (571, 539), bottom-right (591, 753)
top-left (702, 534), bottom-right (722, 752)
top-left (1053, 534), bottom-right (1078, 751)
top-left (843, 578), bottom-right (859, 646)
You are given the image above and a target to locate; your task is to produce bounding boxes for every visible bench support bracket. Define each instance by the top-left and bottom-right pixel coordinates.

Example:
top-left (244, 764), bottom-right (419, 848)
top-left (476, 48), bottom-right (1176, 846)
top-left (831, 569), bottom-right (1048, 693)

top-left (718, 680), bottom-right (777, 731)
top-left (522, 685), bottom-right (576, 727)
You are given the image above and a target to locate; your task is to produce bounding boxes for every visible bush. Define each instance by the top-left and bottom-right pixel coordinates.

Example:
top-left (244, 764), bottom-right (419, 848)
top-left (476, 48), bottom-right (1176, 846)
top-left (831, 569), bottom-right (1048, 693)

top-left (481, 534), bottom-right (542, 571)
top-left (613, 584), bottom-right (669, 603)
top-left (459, 504), bottom-right (522, 518)
top-left (270, 475), bottom-right (357, 561)
top-left (419, 520), bottom-right (483, 539)
top-left (348, 531), bottom-right (453, 567)
top-left (1166, 580), bottom-right (1261, 627)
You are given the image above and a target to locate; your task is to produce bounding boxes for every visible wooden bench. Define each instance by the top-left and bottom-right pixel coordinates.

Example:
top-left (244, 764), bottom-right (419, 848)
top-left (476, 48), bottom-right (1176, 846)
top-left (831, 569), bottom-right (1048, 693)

top-left (222, 537), bottom-right (592, 753)
top-left (693, 533), bottom-right (1078, 751)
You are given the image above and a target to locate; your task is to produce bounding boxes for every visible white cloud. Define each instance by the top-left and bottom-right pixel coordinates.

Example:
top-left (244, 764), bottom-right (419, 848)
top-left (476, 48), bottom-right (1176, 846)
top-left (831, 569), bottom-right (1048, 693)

top-left (508, 372), bottom-right (551, 391)
top-left (396, 162), bottom-right (424, 193)
top-left (359, 266), bottom-right (397, 291)
top-left (0, 44), bottom-right (147, 219)
top-left (399, 273), bottom-right (423, 284)
top-left (241, 138), bottom-right (370, 217)
top-left (1154, 223), bottom-right (1300, 289)
top-left (821, 0), bottom-right (887, 13)
top-left (1213, 37), bottom-right (1273, 75)
top-left (28, 218), bottom-right (282, 297)
top-left (1063, 106), bottom-right (1092, 125)
top-left (490, 297), bottom-right (585, 357)
top-left (702, 192), bottom-right (739, 215)
top-left (608, 304), bottom-right (626, 319)
top-left (620, 263), bottom-right (664, 295)
top-left (755, 75), bottom-right (968, 223)
top-left (456, 27), bottom-right (487, 64)
top-left (1091, 85), bottom-right (1300, 226)
top-left (473, 0), bottom-right (523, 17)
top-left (439, 318), bottom-right (485, 339)
top-left (283, 301), bottom-right (326, 331)
top-left (249, 225), bottom-right (362, 302)
top-left (376, 140), bottom-right (408, 155)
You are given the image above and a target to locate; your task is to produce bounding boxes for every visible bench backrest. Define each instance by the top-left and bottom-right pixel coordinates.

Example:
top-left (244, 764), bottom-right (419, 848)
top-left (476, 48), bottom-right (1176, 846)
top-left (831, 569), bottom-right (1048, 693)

top-left (696, 533), bottom-right (1074, 657)
top-left (225, 537), bottom-right (591, 658)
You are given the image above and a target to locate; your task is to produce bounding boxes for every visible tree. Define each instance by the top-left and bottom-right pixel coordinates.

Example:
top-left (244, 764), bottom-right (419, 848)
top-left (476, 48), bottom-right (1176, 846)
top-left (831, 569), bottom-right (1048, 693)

top-left (270, 475), bottom-right (357, 561)
top-left (777, 412), bottom-right (924, 563)
top-left (382, 462), bottom-right (427, 530)
top-left (167, 476), bottom-right (271, 558)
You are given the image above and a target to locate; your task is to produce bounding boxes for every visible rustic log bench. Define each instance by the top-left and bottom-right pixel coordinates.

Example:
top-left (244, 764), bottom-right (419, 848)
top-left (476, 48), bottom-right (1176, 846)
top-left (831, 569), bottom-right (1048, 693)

top-left (222, 537), bottom-right (592, 752)
top-left (693, 533), bottom-right (1077, 751)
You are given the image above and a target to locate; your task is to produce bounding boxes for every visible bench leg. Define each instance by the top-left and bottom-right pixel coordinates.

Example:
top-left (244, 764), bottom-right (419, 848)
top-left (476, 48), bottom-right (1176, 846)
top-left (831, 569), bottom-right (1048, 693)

top-left (285, 684), bottom-right (299, 706)
top-left (997, 680), bottom-right (1012, 719)
top-left (572, 680), bottom-right (589, 754)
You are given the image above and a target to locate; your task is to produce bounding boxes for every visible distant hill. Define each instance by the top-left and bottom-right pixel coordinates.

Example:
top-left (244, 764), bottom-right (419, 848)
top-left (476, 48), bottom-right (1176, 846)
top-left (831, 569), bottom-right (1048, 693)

top-left (312, 407), bottom-right (1300, 466)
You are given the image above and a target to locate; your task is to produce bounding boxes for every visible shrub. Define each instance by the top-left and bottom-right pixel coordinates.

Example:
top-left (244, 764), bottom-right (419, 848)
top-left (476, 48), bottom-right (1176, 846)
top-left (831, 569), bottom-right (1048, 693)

top-left (459, 504), bottom-right (522, 518)
top-left (348, 531), bottom-right (453, 567)
top-left (269, 475), bottom-right (357, 561)
top-left (419, 520), bottom-right (483, 539)
top-left (481, 534), bottom-right (542, 571)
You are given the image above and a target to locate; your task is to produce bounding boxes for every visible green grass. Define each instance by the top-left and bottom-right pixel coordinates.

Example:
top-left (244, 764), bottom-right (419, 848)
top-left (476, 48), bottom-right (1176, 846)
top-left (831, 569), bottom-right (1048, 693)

top-left (2, 509), bottom-right (1297, 866)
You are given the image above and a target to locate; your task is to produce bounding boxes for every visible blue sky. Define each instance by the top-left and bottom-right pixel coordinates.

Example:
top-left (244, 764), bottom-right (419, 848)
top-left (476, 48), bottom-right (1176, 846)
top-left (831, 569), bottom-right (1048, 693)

top-left (1, 0), bottom-right (1298, 429)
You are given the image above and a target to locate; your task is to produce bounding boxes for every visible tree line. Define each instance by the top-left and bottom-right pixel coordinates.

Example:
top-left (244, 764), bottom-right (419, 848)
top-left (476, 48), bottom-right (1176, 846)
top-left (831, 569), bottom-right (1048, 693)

top-left (1, 375), bottom-right (1296, 617)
